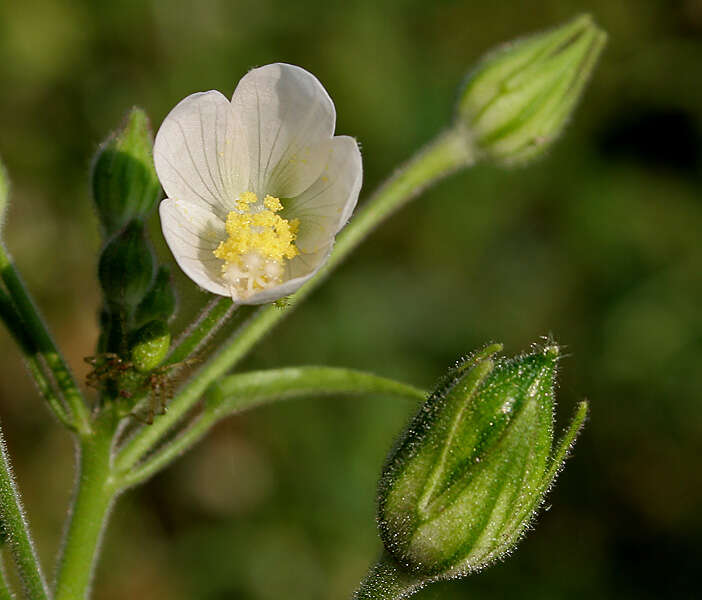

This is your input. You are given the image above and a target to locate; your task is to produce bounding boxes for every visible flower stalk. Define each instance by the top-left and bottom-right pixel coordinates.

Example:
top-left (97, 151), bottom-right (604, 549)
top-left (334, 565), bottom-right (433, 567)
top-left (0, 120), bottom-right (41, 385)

top-left (0, 425), bottom-right (50, 600)
top-left (54, 412), bottom-right (120, 600)
top-left (353, 552), bottom-right (425, 600)
top-left (0, 244), bottom-right (91, 435)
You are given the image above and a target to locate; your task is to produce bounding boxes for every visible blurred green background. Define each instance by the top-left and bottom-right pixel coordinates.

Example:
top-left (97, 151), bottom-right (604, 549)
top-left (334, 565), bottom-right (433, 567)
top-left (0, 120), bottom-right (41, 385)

top-left (1, 0), bottom-right (701, 598)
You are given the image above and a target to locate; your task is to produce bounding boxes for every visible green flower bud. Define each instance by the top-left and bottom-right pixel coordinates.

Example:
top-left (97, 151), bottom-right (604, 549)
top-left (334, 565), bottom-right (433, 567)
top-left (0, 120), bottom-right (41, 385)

top-left (377, 343), bottom-right (588, 578)
top-left (458, 14), bottom-right (607, 165)
top-left (92, 107), bottom-right (161, 236)
top-left (129, 319), bottom-right (171, 373)
top-left (0, 155), bottom-right (8, 235)
top-left (133, 266), bottom-right (177, 329)
top-left (98, 220), bottom-right (155, 309)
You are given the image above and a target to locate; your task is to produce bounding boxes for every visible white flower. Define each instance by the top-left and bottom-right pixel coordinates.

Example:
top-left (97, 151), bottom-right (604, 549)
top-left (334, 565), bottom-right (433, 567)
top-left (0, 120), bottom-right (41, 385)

top-left (154, 63), bottom-right (362, 304)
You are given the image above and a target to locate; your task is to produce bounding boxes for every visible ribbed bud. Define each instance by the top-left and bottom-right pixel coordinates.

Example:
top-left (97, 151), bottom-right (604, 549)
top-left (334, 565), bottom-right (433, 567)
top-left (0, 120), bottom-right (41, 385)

top-left (129, 320), bottom-right (171, 372)
top-left (98, 220), bottom-right (155, 309)
top-left (377, 343), bottom-right (587, 578)
top-left (133, 266), bottom-right (177, 329)
top-left (92, 107), bottom-right (161, 236)
top-left (457, 14), bottom-right (606, 165)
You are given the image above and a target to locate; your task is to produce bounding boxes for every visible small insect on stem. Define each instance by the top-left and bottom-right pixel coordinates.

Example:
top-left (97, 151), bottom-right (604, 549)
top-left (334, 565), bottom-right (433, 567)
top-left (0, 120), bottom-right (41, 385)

top-left (84, 354), bottom-right (196, 424)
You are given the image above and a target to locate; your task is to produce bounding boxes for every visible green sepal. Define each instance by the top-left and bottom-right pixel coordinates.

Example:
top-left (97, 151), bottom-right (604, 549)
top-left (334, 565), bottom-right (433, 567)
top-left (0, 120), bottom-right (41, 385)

top-left (133, 266), bottom-right (177, 329)
top-left (98, 220), bottom-right (155, 310)
top-left (129, 320), bottom-right (171, 373)
top-left (377, 343), bottom-right (583, 578)
top-left (92, 107), bottom-right (161, 237)
top-left (457, 14), bottom-right (607, 165)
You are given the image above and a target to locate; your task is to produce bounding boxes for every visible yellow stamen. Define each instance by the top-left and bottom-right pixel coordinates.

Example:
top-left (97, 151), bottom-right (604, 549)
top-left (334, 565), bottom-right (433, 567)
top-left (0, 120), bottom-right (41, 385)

top-left (213, 192), bottom-right (300, 298)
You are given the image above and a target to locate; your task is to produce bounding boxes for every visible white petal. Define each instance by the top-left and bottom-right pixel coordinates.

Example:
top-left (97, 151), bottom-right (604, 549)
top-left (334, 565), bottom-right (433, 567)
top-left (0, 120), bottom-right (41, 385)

top-left (154, 91), bottom-right (248, 219)
top-left (243, 244), bottom-right (332, 305)
top-left (159, 198), bottom-right (229, 295)
top-left (232, 63), bottom-right (336, 198)
top-left (284, 136), bottom-right (362, 253)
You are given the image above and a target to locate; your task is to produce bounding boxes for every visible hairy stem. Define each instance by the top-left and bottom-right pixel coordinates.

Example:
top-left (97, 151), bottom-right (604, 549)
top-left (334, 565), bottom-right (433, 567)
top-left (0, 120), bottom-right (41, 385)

top-left (0, 245), bottom-right (91, 434)
top-left (353, 552), bottom-right (425, 600)
top-left (54, 413), bottom-right (119, 600)
top-left (117, 367), bottom-right (426, 487)
top-left (116, 126), bottom-right (474, 471)
top-left (0, 425), bottom-right (49, 600)
top-left (0, 557), bottom-right (15, 600)
top-left (0, 287), bottom-right (73, 428)
top-left (166, 296), bottom-right (236, 366)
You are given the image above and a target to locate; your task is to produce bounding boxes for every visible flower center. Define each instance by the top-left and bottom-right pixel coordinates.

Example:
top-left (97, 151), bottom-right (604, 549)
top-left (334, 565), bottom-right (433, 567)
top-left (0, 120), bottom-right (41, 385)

top-left (213, 192), bottom-right (299, 299)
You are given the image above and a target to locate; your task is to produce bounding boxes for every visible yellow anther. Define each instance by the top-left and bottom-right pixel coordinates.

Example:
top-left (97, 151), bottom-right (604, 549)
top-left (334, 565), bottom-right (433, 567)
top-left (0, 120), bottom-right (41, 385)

top-left (263, 195), bottom-right (283, 212)
top-left (212, 192), bottom-right (300, 298)
top-left (235, 191), bottom-right (258, 211)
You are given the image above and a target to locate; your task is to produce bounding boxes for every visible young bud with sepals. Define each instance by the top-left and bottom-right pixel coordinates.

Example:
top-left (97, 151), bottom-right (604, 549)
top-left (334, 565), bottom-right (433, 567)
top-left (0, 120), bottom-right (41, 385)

top-left (133, 266), bottom-right (177, 329)
top-left (92, 107), bottom-right (161, 237)
top-left (98, 220), bottom-right (155, 310)
top-left (377, 343), bottom-right (587, 580)
top-left (129, 320), bottom-right (171, 373)
top-left (457, 14), bottom-right (607, 165)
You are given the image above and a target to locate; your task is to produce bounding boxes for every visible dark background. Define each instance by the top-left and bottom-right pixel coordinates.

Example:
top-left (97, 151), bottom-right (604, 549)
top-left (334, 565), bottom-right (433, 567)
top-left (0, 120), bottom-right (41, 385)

top-left (1, 1), bottom-right (701, 598)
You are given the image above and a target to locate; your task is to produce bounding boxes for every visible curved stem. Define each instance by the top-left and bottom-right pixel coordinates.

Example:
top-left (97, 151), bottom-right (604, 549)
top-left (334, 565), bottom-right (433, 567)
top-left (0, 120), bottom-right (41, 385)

top-left (0, 286), bottom-right (73, 428)
top-left (353, 552), bottom-right (425, 600)
top-left (166, 296), bottom-right (236, 366)
top-left (25, 357), bottom-right (73, 429)
top-left (0, 425), bottom-right (49, 600)
top-left (116, 126), bottom-right (474, 471)
top-left (0, 556), bottom-right (15, 600)
top-left (0, 245), bottom-right (91, 435)
top-left (54, 413), bottom-right (119, 600)
top-left (117, 367), bottom-right (426, 488)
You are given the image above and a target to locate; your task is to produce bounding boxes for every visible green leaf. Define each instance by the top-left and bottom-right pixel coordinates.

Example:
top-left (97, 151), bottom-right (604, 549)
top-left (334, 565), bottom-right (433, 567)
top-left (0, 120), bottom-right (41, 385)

top-left (210, 366), bottom-right (427, 416)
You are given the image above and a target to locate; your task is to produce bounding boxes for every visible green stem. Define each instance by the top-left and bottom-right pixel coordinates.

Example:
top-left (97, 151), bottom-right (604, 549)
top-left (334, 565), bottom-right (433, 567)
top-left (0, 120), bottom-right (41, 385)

top-left (353, 552), bottom-right (425, 600)
top-left (166, 296), bottom-right (236, 366)
top-left (0, 286), bottom-right (73, 428)
top-left (54, 414), bottom-right (119, 600)
top-left (0, 424), bottom-right (49, 600)
top-left (117, 407), bottom-right (218, 489)
top-left (116, 126), bottom-right (473, 471)
top-left (25, 357), bottom-right (73, 429)
top-left (117, 367), bottom-right (426, 487)
top-left (0, 245), bottom-right (91, 435)
top-left (0, 557), bottom-right (15, 600)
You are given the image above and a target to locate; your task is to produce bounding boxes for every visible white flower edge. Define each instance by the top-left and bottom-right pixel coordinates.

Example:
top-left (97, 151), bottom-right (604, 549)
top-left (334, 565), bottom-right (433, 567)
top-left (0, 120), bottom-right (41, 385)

top-left (154, 63), bottom-right (362, 304)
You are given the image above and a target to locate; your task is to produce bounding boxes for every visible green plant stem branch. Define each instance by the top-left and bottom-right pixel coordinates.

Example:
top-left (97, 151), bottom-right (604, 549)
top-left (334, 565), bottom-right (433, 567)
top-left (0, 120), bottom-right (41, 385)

top-left (353, 552), bottom-right (425, 600)
top-left (0, 245), bottom-right (91, 434)
top-left (0, 286), bottom-right (33, 353)
top-left (1, 285), bottom-right (74, 428)
top-left (0, 542), bottom-right (15, 600)
top-left (117, 367), bottom-right (426, 487)
top-left (116, 126), bottom-right (474, 472)
top-left (54, 412), bottom-right (119, 600)
top-left (0, 425), bottom-right (50, 600)
top-left (166, 296), bottom-right (236, 366)
top-left (0, 558), bottom-right (16, 600)
top-left (25, 358), bottom-right (73, 429)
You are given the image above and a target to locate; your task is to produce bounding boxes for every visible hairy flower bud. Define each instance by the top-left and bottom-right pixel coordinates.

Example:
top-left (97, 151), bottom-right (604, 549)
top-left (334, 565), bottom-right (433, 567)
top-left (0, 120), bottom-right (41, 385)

top-left (92, 107), bottom-right (161, 236)
top-left (133, 266), bottom-right (177, 329)
top-left (377, 343), bottom-right (587, 578)
top-left (98, 220), bottom-right (155, 309)
top-left (129, 320), bottom-right (171, 372)
top-left (458, 14), bottom-right (606, 165)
